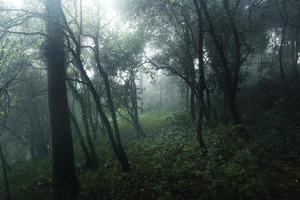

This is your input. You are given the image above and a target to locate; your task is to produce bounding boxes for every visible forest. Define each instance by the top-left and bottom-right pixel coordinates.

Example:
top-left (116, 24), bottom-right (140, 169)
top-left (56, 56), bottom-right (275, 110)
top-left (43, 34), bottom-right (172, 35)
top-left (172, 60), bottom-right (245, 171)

top-left (0, 0), bottom-right (299, 199)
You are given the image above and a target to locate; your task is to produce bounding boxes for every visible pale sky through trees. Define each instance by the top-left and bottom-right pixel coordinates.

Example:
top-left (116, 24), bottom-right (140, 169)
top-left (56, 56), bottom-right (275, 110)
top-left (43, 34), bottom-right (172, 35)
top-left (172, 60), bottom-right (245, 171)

top-left (1, 0), bottom-right (118, 23)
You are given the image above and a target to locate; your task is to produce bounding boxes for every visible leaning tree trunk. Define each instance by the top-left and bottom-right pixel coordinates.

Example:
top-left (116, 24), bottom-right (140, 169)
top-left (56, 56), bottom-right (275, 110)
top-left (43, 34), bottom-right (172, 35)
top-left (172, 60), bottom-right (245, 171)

top-left (81, 91), bottom-right (98, 164)
top-left (86, 95), bottom-right (100, 140)
top-left (68, 44), bottom-right (130, 172)
top-left (44, 0), bottom-right (79, 197)
top-left (99, 70), bottom-right (130, 171)
top-left (93, 36), bottom-right (130, 171)
top-left (69, 110), bottom-right (93, 168)
top-left (62, 9), bottom-right (130, 172)
top-left (68, 82), bottom-right (98, 167)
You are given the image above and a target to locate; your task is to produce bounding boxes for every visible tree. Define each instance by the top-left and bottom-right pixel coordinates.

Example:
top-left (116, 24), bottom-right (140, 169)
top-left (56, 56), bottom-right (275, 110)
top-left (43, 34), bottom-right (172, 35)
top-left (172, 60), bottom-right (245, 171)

top-left (200, 0), bottom-right (251, 125)
top-left (68, 109), bottom-right (94, 168)
top-left (0, 143), bottom-right (10, 200)
top-left (62, 1), bottom-right (130, 172)
top-left (128, 0), bottom-right (210, 152)
top-left (43, 0), bottom-right (79, 197)
top-left (68, 81), bottom-right (98, 167)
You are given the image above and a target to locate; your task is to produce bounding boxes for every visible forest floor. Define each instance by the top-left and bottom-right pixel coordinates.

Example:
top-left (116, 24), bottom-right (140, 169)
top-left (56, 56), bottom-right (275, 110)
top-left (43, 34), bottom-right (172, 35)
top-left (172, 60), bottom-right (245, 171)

top-left (1, 98), bottom-right (300, 200)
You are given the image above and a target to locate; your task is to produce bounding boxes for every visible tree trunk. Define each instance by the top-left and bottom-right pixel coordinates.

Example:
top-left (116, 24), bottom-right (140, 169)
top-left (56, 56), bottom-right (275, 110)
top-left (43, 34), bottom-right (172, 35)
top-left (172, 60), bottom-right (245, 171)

top-left (81, 101), bottom-right (98, 166)
top-left (69, 110), bottom-right (93, 168)
top-left (201, 0), bottom-right (242, 125)
top-left (68, 82), bottom-right (98, 166)
top-left (279, 22), bottom-right (289, 91)
top-left (63, 9), bottom-right (130, 172)
top-left (160, 75), bottom-right (163, 112)
top-left (44, 0), bottom-right (79, 197)
top-left (293, 35), bottom-right (299, 82)
top-left (193, 0), bottom-right (208, 154)
top-left (228, 92), bottom-right (241, 124)
top-left (0, 143), bottom-right (11, 200)
top-left (92, 33), bottom-right (130, 171)
top-left (130, 74), bottom-right (146, 137)
top-left (87, 95), bottom-right (99, 140)
top-left (101, 71), bottom-right (130, 171)
top-left (205, 86), bottom-right (212, 122)
top-left (190, 82), bottom-right (196, 121)
top-left (70, 49), bottom-right (130, 172)
top-left (27, 104), bottom-right (48, 159)
top-left (139, 72), bottom-right (144, 113)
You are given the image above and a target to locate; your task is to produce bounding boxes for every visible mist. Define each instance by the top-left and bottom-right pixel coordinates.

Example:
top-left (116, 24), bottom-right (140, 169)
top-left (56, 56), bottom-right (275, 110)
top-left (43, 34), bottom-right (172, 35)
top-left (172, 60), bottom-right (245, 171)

top-left (0, 0), bottom-right (299, 199)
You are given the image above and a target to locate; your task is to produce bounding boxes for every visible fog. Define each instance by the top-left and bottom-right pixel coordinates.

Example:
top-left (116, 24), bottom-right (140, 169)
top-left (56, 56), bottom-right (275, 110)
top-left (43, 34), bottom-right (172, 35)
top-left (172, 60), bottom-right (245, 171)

top-left (0, 0), bottom-right (299, 199)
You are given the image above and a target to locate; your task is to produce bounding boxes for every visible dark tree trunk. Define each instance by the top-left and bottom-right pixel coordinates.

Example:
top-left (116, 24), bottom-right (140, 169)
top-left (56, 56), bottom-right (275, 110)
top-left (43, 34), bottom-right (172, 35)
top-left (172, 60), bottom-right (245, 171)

top-left (294, 39), bottom-right (300, 82)
top-left (81, 98), bottom-right (98, 165)
top-left (160, 76), bottom-right (163, 112)
top-left (27, 104), bottom-right (48, 159)
top-left (44, 0), bottom-right (79, 197)
top-left (223, 0), bottom-right (242, 125)
top-left (63, 8), bottom-right (130, 172)
top-left (279, 22), bottom-right (289, 91)
top-left (69, 48), bottom-right (130, 172)
top-left (187, 40), bottom-right (196, 121)
top-left (193, 0), bottom-right (208, 154)
top-left (29, 125), bottom-right (37, 159)
top-left (139, 72), bottom-right (144, 113)
top-left (131, 82), bottom-right (145, 136)
top-left (190, 89), bottom-right (196, 120)
top-left (128, 73), bottom-right (146, 137)
top-left (33, 105), bottom-right (48, 157)
top-left (87, 95), bottom-right (99, 140)
top-left (295, 7), bottom-right (300, 83)
top-left (186, 29), bottom-right (196, 120)
top-left (100, 70), bottom-right (130, 171)
top-left (200, 0), bottom-right (242, 125)
top-left (185, 84), bottom-right (189, 110)
top-left (291, 37), bottom-right (300, 83)
top-left (0, 143), bottom-right (10, 200)
top-left (196, 104), bottom-right (208, 155)
top-left (276, 0), bottom-right (290, 93)
top-left (68, 82), bottom-right (98, 166)
top-left (92, 34), bottom-right (130, 171)
top-left (228, 92), bottom-right (240, 124)
top-left (69, 110), bottom-right (93, 168)
top-left (205, 87), bottom-right (212, 122)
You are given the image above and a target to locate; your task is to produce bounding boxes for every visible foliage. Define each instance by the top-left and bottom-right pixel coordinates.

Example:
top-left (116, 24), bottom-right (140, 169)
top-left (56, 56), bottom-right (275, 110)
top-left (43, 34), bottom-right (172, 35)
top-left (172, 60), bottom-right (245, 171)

top-left (1, 107), bottom-right (299, 199)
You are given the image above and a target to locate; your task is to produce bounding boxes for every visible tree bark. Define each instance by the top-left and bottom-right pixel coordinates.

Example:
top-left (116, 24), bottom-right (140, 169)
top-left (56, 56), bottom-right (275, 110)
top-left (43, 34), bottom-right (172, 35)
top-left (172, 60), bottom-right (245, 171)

top-left (27, 104), bottom-right (48, 159)
top-left (62, 6), bottom-right (130, 172)
top-left (69, 110), bottom-right (93, 168)
top-left (290, 36), bottom-right (299, 82)
top-left (44, 0), bottom-right (79, 197)
top-left (139, 72), bottom-right (144, 113)
top-left (200, 0), bottom-right (241, 125)
top-left (193, 0), bottom-right (208, 154)
top-left (68, 82), bottom-right (98, 166)
top-left (126, 72), bottom-right (146, 137)
top-left (0, 143), bottom-right (10, 200)
top-left (278, 22), bottom-right (289, 91)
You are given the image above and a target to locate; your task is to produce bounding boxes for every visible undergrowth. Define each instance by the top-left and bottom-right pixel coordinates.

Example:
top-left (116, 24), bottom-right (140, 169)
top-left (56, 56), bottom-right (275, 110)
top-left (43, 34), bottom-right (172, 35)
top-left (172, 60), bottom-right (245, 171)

top-left (0, 101), bottom-right (299, 200)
